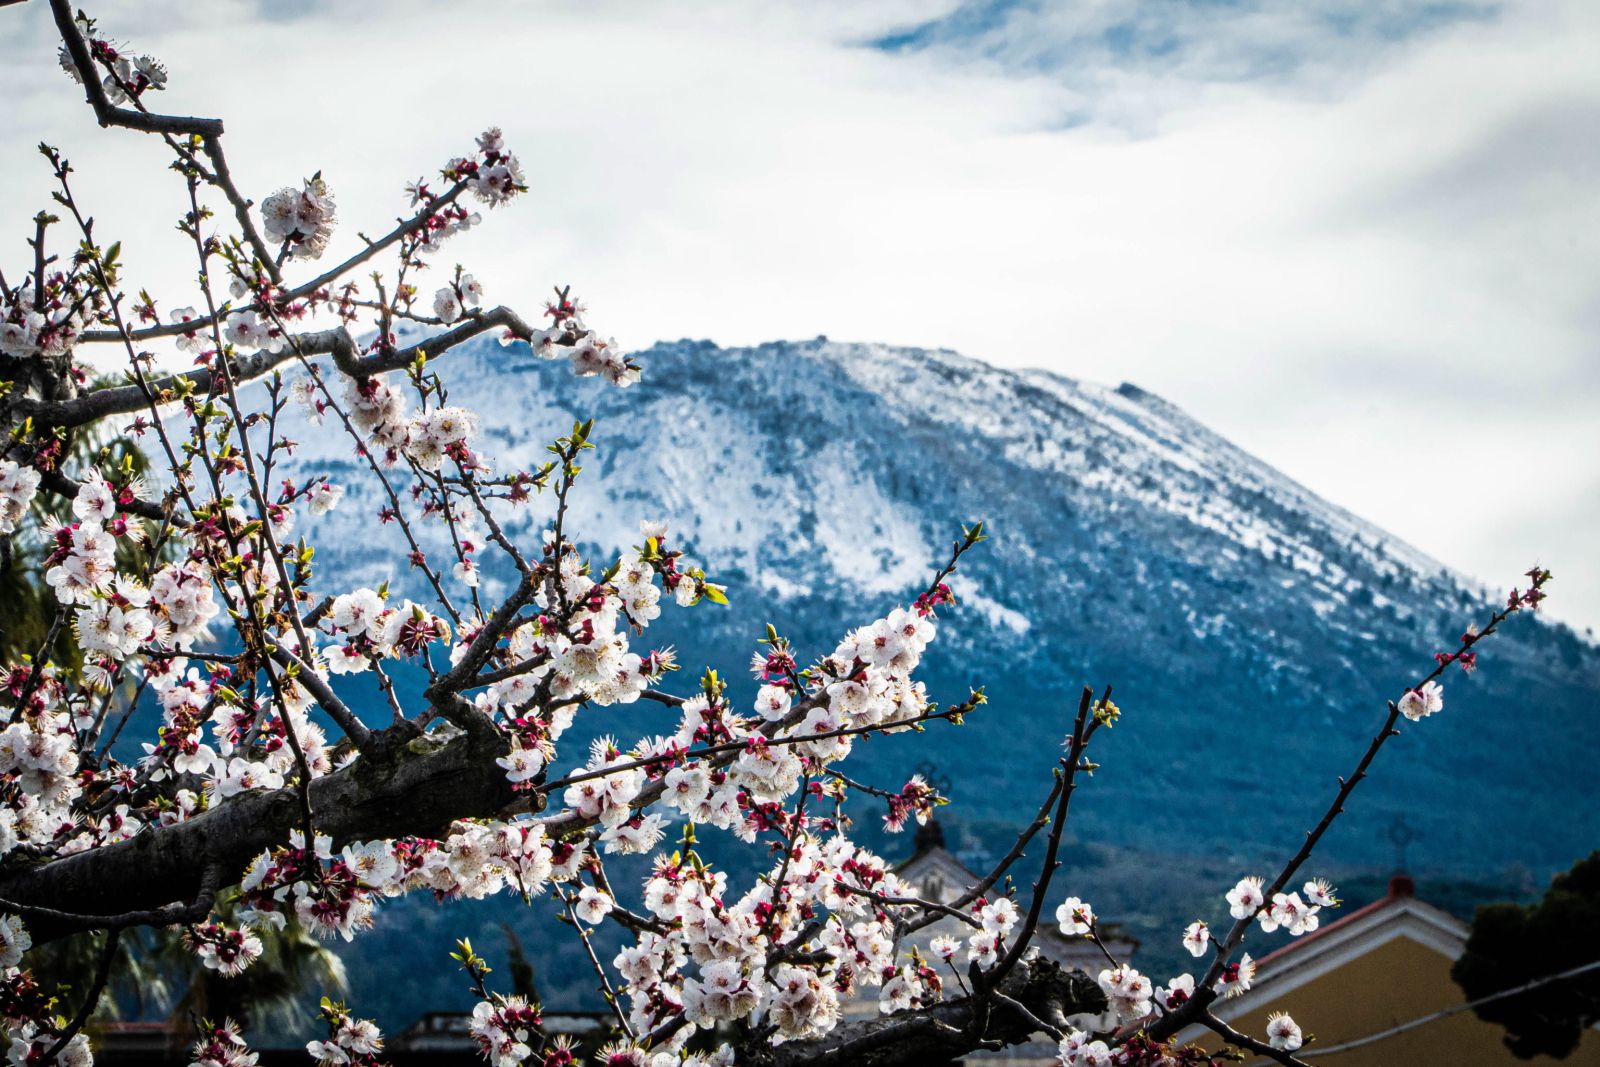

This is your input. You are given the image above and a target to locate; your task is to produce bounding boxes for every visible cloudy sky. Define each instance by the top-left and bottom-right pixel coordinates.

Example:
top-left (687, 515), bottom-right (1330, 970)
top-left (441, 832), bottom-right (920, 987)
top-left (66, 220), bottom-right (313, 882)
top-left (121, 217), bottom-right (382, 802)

top-left (2, 0), bottom-right (1597, 633)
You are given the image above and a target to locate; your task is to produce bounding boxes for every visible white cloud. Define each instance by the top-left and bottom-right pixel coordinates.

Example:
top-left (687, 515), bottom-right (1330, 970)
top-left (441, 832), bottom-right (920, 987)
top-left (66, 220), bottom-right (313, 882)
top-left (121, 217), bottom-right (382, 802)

top-left (1, 0), bottom-right (1595, 632)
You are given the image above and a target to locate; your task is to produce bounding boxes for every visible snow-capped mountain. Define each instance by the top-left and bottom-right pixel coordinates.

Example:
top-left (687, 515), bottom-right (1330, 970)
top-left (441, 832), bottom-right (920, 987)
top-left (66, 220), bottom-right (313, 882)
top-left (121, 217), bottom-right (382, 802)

top-left (287, 335), bottom-right (1600, 876)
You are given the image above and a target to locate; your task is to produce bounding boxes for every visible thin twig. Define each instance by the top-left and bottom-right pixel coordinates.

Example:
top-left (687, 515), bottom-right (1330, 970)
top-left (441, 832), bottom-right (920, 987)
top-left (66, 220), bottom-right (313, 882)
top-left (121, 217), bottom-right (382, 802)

top-left (37, 927), bottom-right (121, 1067)
top-left (1202, 1011), bottom-right (1312, 1067)
top-left (986, 685), bottom-right (1105, 989)
top-left (901, 773), bottom-right (1066, 938)
top-left (534, 706), bottom-right (961, 797)
top-left (558, 887), bottom-right (634, 1039)
top-left (1150, 702), bottom-right (1405, 1039)
top-left (993, 989), bottom-right (1064, 1042)
top-left (1301, 957), bottom-right (1600, 1058)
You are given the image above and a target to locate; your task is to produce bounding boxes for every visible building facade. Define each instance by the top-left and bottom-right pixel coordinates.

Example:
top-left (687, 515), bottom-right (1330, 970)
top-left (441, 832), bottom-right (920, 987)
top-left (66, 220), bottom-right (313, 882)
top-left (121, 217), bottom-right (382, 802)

top-left (1178, 874), bottom-right (1600, 1065)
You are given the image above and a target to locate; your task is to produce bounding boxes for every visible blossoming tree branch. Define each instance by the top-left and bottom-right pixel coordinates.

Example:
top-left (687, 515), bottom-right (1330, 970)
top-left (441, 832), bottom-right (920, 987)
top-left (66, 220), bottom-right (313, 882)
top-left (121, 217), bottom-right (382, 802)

top-left (0, 6), bottom-right (1556, 1067)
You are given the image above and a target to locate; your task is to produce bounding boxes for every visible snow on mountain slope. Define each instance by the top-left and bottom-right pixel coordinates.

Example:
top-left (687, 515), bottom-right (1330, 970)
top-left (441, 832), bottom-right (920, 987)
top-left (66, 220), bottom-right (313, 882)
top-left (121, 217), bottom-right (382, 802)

top-left (282, 334), bottom-right (1600, 875)
top-left (834, 344), bottom-right (1447, 583)
top-left (294, 335), bottom-right (1451, 624)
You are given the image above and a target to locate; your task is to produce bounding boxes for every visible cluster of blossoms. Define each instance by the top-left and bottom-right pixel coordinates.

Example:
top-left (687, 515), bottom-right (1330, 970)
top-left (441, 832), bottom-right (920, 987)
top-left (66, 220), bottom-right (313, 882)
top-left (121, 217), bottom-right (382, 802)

top-left (236, 831), bottom-right (379, 942)
top-left (447, 127), bottom-right (525, 208)
top-left (0, 915), bottom-right (91, 1067)
top-left (306, 1001), bottom-right (384, 1067)
top-left (57, 11), bottom-right (167, 106)
top-left (43, 474), bottom-right (126, 605)
top-left (219, 273), bottom-right (289, 354)
top-left (186, 1021), bottom-right (257, 1067)
top-left (881, 774), bottom-right (940, 832)
top-left (9, 1022), bottom-right (93, 1067)
top-left (484, 521), bottom-right (732, 792)
top-left (410, 199), bottom-right (482, 254)
top-left (337, 373), bottom-right (493, 493)
top-left (149, 557), bottom-right (222, 648)
top-left (70, 574), bottom-right (155, 659)
top-left (136, 651), bottom-right (338, 808)
top-left (0, 273), bottom-right (101, 359)
top-left (1225, 877), bottom-right (1339, 937)
top-left (1058, 1029), bottom-right (1116, 1066)
top-left (321, 588), bottom-right (452, 675)
top-left (468, 996), bottom-right (542, 1067)
top-left (563, 739), bottom-right (652, 838)
top-left (542, 599), bottom-right (932, 877)
top-left (0, 461), bottom-right (39, 535)
top-left (43, 475), bottom-right (219, 677)
top-left (218, 257), bottom-right (294, 354)
top-left (0, 669), bottom-right (84, 854)
top-left (185, 923), bottom-right (265, 977)
top-left (233, 818), bottom-right (568, 941)
top-left (957, 894), bottom-right (1019, 967)
top-left (532, 572), bottom-right (931, 855)
top-left (796, 607), bottom-right (935, 747)
top-left (504, 290), bottom-right (640, 387)
top-left (1098, 965), bottom-right (1155, 1023)
top-left (597, 830), bottom-right (937, 1052)
top-left (261, 176), bottom-right (338, 261)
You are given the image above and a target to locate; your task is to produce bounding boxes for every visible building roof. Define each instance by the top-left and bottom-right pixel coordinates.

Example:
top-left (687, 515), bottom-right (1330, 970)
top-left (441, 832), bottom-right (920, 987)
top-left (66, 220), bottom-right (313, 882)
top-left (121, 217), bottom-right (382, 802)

top-left (1256, 874), bottom-right (1434, 965)
top-left (1176, 874), bottom-right (1470, 1043)
top-left (1245, 874), bottom-right (1467, 993)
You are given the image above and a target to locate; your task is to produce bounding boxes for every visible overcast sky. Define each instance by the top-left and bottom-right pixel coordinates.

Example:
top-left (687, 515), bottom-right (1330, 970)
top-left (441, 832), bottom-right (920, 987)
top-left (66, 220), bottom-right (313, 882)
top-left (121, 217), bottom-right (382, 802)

top-left (2, 0), bottom-right (1597, 634)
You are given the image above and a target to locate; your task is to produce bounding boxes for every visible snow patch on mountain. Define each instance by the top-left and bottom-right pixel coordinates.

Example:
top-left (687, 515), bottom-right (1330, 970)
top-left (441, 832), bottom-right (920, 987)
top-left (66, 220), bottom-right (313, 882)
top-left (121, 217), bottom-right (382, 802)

top-left (948, 574), bottom-right (1031, 634)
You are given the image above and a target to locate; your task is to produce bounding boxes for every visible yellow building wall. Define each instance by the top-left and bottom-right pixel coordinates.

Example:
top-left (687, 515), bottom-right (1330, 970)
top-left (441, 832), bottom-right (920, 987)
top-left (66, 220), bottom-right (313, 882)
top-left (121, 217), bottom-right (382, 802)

top-left (1191, 935), bottom-right (1600, 1066)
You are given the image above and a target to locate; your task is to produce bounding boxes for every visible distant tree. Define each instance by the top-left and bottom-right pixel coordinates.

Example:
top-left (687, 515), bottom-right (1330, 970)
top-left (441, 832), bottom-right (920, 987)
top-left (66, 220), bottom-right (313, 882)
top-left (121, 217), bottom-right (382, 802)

top-left (502, 924), bottom-right (541, 1003)
top-left (24, 910), bottom-right (344, 1037)
top-left (0, 4), bottom-right (1559, 1067)
top-left (1453, 852), bottom-right (1600, 1059)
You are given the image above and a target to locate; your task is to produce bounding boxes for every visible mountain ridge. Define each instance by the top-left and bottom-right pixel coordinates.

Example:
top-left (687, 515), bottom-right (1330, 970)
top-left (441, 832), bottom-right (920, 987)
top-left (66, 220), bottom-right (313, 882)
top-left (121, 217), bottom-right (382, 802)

top-left (283, 333), bottom-right (1599, 878)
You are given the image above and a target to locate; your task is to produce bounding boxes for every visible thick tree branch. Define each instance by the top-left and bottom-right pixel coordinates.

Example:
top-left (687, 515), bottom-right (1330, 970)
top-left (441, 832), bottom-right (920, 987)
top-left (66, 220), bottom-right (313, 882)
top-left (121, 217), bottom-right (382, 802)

top-left (26, 307), bottom-right (537, 432)
top-left (0, 720), bottom-right (515, 944)
top-left (744, 957), bottom-right (1105, 1067)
